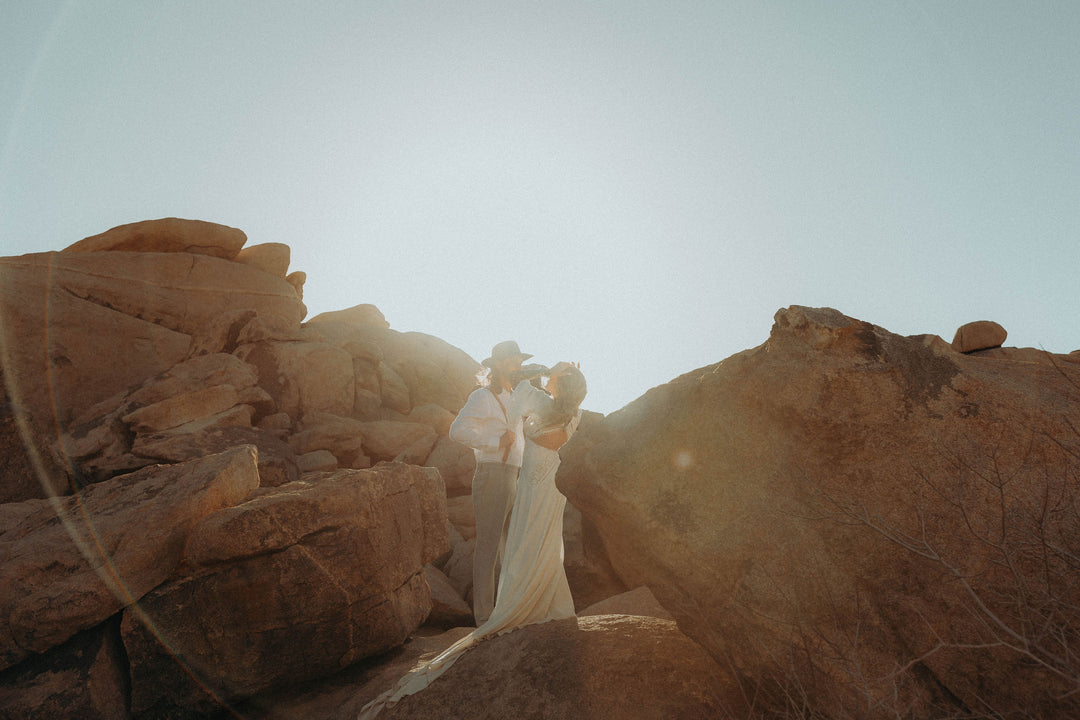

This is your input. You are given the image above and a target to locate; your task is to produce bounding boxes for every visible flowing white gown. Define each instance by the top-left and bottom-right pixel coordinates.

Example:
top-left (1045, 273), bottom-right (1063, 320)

top-left (358, 380), bottom-right (580, 718)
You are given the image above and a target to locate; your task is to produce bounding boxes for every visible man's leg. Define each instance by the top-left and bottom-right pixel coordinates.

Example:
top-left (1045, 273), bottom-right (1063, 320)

top-left (471, 462), bottom-right (517, 625)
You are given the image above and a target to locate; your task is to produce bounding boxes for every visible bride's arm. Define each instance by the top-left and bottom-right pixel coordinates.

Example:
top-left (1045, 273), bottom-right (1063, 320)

top-left (507, 379), bottom-right (545, 425)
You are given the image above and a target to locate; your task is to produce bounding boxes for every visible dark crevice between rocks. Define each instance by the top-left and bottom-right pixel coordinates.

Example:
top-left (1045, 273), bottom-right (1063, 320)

top-left (109, 612), bottom-right (134, 719)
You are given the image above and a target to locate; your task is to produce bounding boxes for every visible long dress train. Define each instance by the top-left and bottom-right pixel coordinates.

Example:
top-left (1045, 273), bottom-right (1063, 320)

top-left (358, 380), bottom-right (579, 718)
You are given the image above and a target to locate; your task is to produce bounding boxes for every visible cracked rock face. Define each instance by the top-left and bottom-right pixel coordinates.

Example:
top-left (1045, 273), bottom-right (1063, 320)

top-left (121, 462), bottom-right (447, 716)
top-left (558, 306), bottom-right (1080, 719)
top-left (0, 249), bottom-right (305, 422)
top-left (0, 446), bottom-right (260, 671)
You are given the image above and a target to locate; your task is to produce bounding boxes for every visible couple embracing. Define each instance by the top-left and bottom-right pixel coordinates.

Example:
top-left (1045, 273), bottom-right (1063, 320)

top-left (359, 341), bottom-right (587, 718)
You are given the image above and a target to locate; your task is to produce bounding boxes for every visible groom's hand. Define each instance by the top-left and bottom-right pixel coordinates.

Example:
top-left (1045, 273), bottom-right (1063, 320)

top-left (499, 430), bottom-right (515, 462)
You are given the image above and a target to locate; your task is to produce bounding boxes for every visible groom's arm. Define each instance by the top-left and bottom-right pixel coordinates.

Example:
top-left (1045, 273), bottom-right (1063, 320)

top-left (449, 391), bottom-right (502, 453)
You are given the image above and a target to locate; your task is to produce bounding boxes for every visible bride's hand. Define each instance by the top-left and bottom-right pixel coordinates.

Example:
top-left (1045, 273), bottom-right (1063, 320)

top-left (549, 361), bottom-right (579, 375)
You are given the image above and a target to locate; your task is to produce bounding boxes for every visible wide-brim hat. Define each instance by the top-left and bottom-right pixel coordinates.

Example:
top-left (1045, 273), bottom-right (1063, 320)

top-left (482, 340), bottom-right (533, 368)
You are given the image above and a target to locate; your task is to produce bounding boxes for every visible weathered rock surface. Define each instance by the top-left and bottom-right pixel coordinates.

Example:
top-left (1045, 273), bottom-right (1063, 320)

top-left (131, 425), bottom-right (299, 487)
top-left (952, 319), bottom-right (1007, 352)
top-left (370, 616), bottom-right (741, 719)
top-left (0, 446), bottom-right (259, 670)
top-left (62, 217), bottom-right (247, 259)
top-left (234, 241), bottom-right (291, 278)
top-left (301, 319), bottom-right (479, 415)
top-left (122, 462), bottom-right (447, 716)
top-left (0, 245), bottom-right (306, 503)
top-left (423, 436), bottom-right (475, 497)
top-left (579, 586), bottom-right (672, 620)
top-left (0, 618), bottom-right (128, 720)
top-left (559, 306), bottom-right (1080, 718)
top-left (422, 563), bottom-right (474, 629)
top-left (0, 252), bottom-right (192, 452)
top-left (236, 616), bottom-right (739, 720)
top-left (308, 303), bottom-right (390, 329)
top-left (445, 494), bottom-right (477, 541)
top-left (289, 412), bottom-right (370, 469)
top-left (562, 501), bottom-right (627, 611)
top-left (235, 340), bottom-right (354, 419)
top-left (59, 353), bottom-right (265, 484)
top-left (359, 420), bottom-right (437, 464)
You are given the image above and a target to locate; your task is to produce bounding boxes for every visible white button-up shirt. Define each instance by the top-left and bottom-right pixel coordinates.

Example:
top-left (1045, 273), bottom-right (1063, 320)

top-left (449, 385), bottom-right (525, 467)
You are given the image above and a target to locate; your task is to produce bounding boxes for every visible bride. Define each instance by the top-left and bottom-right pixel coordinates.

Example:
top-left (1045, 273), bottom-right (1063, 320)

top-left (358, 362), bottom-right (588, 718)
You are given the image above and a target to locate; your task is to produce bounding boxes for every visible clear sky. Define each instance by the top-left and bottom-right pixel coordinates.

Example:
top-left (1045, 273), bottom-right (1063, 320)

top-left (2, 1), bottom-right (1078, 415)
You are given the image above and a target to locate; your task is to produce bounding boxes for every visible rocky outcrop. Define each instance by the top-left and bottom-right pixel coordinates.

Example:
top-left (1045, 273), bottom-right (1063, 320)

top-left (122, 462), bottom-right (447, 716)
top-left (0, 218), bottom-right (307, 502)
top-left (367, 615), bottom-right (740, 719)
top-left (559, 306), bottom-right (1080, 718)
top-left (59, 352), bottom-right (274, 483)
top-left (0, 446), bottom-right (260, 671)
top-left (239, 615), bottom-right (740, 720)
top-left (63, 217), bottom-right (247, 259)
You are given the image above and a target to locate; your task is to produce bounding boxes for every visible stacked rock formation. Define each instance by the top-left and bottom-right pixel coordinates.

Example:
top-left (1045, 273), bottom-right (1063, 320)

top-left (0, 219), bottom-right (467, 716)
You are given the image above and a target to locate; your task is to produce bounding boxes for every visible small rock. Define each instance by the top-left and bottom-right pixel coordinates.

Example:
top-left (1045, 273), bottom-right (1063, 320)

top-left (297, 449), bottom-right (338, 473)
top-left (951, 320), bottom-right (1007, 353)
top-left (286, 271), bottom-right (306, 298)
top-left (422, 564), bottom-right (473, 629)
top-left (233, 242), bottom-right (290, 278)
top-left (307, 304), bottom-right (390, 329)
top-left (445, 495), bottom-right (476, 541)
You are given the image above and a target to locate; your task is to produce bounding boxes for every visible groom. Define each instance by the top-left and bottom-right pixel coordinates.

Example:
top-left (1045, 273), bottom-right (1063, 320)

top-left (448, 340), bottom-right (531, 624)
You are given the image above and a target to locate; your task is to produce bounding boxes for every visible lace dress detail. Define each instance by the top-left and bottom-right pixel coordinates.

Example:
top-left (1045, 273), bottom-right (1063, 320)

top-left (522, 417), bottom-right (562, 486)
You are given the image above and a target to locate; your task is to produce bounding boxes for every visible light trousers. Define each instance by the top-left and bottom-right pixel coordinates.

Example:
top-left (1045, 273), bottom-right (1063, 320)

top-left (470, 462), bottom-right (518, 625)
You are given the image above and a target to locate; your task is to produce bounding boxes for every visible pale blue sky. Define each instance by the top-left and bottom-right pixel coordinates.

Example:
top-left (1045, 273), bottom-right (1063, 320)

top-left (2, 1), bottom-right (1078, 414)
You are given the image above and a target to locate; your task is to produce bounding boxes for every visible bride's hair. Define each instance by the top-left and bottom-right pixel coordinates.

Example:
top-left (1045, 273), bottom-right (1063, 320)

top-left (546, 366), bottom-right (587, 428)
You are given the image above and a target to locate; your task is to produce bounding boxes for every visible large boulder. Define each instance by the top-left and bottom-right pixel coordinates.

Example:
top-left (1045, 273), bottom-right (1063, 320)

top-left (62, 217), bottom-right (247, 259)
top-left (0, 446), bottom-right (259, 671)
top-left (302, 317), bottom-right (479, 415)
top-left (364, 616), bottom-right (741, 719)
top-left (235, 340), bottom-right (355, 420)
top-left (121, 462), bottom-right (448, 716)
top-left (131, 425), bottom-right (299, 487)
top-left (558, 306), bottom-right (1080, 719)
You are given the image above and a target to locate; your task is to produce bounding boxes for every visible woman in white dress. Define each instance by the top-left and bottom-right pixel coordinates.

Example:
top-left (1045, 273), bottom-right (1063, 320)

top-left (358, 362), bottom-right (587, 718)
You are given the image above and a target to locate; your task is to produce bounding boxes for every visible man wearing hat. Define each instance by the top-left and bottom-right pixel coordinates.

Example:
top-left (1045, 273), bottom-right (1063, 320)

top-left (449, 340), bottom-right (532, 624)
